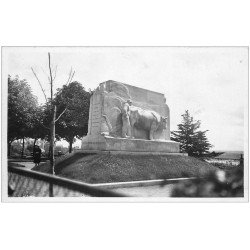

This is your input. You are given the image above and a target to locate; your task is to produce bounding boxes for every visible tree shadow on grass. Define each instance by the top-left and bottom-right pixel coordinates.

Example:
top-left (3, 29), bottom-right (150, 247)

top-left (55, 153), bottom-right (96, 174)
top-left (32, 152), bottom-right (97, 174)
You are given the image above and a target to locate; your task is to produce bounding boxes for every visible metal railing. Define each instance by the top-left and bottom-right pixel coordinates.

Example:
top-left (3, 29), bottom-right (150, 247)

top-left (8, 165), bottom-right (128, 197)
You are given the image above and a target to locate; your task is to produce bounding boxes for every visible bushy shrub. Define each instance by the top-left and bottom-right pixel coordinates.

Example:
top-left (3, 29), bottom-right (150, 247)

top-left (171, 166), bottom-right (243, 197)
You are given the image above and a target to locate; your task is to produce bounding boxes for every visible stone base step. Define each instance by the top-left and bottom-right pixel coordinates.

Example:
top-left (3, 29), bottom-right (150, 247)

top-left (82, 135), bottom-right (180, 153)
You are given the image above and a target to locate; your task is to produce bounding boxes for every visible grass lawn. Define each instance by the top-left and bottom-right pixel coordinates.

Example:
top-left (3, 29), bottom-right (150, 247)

top-left (32, 152), bottom-right (220, 184)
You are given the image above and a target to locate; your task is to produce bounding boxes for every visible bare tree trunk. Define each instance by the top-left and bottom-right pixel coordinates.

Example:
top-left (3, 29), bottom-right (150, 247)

top-left (48, 145), bottom-right (51, 159)
top-left (33, 138), bottom-right (37, 147)
top-left (48, 52), bottom-right (54, 197)
top-left (69, 139), bottom-right (73, 153)
top-left (49, 105), bottom-right (56, 197)
top-left (50, 105), bottom-right (56, 175)
top-left (21, 137), bottom-right (25, 158)
top-left (31, 52), bottom-right (73, 197)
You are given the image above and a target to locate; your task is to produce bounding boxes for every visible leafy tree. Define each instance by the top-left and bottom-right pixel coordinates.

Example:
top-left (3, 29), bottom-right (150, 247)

top-left (54, 81), bottom-right (90, 153)
top-left (8, 75), bottom-right (38, 156)
top-left (30, 105), bottom-right (50, 146)
top-left (171, 110), bottom-right (212, 156)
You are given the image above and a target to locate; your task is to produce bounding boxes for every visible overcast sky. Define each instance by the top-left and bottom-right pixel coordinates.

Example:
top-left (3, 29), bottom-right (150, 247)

top-left (4, 47), bottom-right (248, 151)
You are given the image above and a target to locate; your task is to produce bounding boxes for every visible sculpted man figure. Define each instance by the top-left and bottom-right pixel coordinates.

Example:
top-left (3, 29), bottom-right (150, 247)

top-left (121, 99), bottom-right (132, 138)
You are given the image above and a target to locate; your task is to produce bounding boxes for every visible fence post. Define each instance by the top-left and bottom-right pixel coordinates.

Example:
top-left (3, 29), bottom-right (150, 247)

top-left (240, 154), bottom-right (244, 166)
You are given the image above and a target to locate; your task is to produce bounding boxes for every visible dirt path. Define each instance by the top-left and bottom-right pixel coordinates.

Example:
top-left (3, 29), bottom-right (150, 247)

top-left (10, 162), bottom-right (36, 170)
top-left (110, 184), bottom-right (175, 197)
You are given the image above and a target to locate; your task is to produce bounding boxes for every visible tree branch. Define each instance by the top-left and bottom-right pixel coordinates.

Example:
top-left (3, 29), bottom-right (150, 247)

top-left (31, 67), bottom-right (48, 104)
top-left (41, 123), bottom-right (50, 130)
top-left (55, 67), bottom-right (75, 98)
top-left (55, 107), bottom-right (67, 122)
top-left (53, 65), bottom-right (58, 81)
top-left (66, 67), bottom-right (73, 85)
top-left (48, 53), bottom-right (53, 102)
top-left (41, 67), bottom-right (50, 82)
top-left (69, 70), bottom-right (75, 83)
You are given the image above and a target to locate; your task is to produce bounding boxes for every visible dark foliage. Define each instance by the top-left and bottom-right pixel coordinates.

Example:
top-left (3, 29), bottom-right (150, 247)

top-left (8, 75), bottom-right (46, 156)
top-left (54, 81), bottom-right (91, 152)
top-left (8, 75), bottom-right (38, 142)
top-left (171, 165), bottom-right (243, 197)
top-left (171, 110), bottom-right (212, 156)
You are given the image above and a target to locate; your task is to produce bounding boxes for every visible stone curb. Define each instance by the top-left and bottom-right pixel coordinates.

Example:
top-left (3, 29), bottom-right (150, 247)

top-left (90, 177), bottom-right (197, 189)
top-left (75, 149), bottom-right (188, 156)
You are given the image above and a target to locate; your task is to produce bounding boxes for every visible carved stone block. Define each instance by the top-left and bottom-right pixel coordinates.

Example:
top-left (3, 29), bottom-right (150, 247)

top-left (82, 80), bottom-right (179, 153)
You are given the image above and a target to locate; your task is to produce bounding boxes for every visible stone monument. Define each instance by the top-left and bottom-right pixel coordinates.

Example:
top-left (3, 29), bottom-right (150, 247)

top-left (81, 80), bottom-right (180, 153)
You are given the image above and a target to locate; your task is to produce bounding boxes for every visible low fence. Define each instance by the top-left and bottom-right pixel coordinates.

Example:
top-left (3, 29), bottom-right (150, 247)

top-left (8, 166), bottom-right (128, 197)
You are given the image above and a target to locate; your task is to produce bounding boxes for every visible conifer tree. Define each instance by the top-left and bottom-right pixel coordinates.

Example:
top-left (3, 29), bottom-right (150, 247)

top-left (171, 110), bottom-right (212, 156)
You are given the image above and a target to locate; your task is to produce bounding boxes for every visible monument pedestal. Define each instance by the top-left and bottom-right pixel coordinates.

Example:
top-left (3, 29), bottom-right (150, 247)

top-left (82, 135), bottom-right (180, 153)
top-left (81, 80), bottom-right (180, 154)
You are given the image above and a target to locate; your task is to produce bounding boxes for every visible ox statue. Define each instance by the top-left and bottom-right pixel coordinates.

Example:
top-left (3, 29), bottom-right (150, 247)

top-left (129, 106), bottom-right (168, 140)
